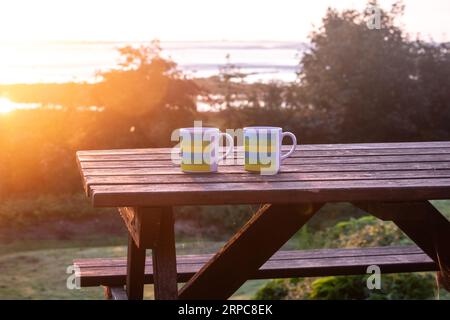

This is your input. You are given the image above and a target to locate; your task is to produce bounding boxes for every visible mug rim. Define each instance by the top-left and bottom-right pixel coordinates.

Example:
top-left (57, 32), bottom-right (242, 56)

top-left (180, 127), bottom-right (220, 132)
top-left (243, 126), bottom-right (282, 131)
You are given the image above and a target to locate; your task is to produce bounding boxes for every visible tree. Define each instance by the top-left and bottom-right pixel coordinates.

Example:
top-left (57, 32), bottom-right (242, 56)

top-left (91, 40), bottom-right (200, 146)
top-left (94, 40), bottom-right (199, 115)
top-left (298, 1), bottom-right (450, 142)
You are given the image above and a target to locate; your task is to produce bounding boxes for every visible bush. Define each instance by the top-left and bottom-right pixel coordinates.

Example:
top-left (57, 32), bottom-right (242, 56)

top-left (254, 214), bottom-right (441, 300)
top-left (0, 193), bottom-right (112, 227)
top-left (310, 273), bottom-right (435, 300)
top-left (323, 216), bottom-right (411, 248)
top-left (175, 205), bottom-right (255, 235)
top-left (255, 273), bottom-right (436, 300)
top-left (309, 276), bottom-right (367, 300)
top-left (253, 279), bottom-right (289, 300)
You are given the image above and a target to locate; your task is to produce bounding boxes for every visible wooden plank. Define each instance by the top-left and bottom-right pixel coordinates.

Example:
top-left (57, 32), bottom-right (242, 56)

top-left (179, 203), bottom-right (323, 300)
top-left (77, 148), bottom-right (176, 155)
top-left (74, 246), bottom-right (437, 288)
top-left (151, 207), bottom-right (178, 300)
top-left (392, 203), bottom-right (450, 287)
top-left (126, 234), bottom-right (146, 300)
top-left (74, 245), bottom-right (425, 268)
top-left (79, 153), bottom-right (180, 162)
top-left (81, 162), bottom-right (450, 177)
top-left (118, 207), bottom-right (161, 248)
top-left (355, 201), bottom-right (450, 291)
top-left (81, 160), bottom-right (176, 168)
top-left (122, 207), bottom-right (178, 300)
top-left (76, 141), bottom-right (450, 157)
top-left (78, 147), bottom-right (450, 159)
top-left (118, 207), bottom-right (140, 247)
top-left (103, 286), bottom-right (112, 299)
top-left (89, 178), bottom-right (450, 207)
top-left (84, 170), bottom-right (450, 189)
top-left (354, 201), bottom-right (450, 261)
top-left (79, 154), bottom-right (450, 169)
top-left (78, 246), bottom-right (427, 270)
top-left (83, 169), bottom-right (450, 199)
top-left (77, 150), bottom-right (450, 163)
top-left (91, 178), bottom-right (450, 193)
top-left (80, 253), bottom-right (436, 286)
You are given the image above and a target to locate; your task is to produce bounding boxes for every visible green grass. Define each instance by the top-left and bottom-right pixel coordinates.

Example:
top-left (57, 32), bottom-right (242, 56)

top-left (0, 246), bottom-right (114, 299)
top-left (0, 200), bottom-right (448, 300)
top-left (0, 240), bottom-right (269, 299)
top-left (0, 193), bottom-right (113, 227)
top-left (431, 200), bottom-right (450, 217)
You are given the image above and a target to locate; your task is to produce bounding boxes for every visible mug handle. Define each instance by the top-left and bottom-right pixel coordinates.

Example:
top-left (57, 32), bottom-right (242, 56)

top-left (218, 133), bottom-right (234, 161)
top-left (280, 132), bottom-right (297, 160)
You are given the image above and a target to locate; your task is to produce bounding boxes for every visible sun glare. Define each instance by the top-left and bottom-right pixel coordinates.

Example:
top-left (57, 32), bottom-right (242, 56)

top-left (0, 97), bottom-right (18, 114)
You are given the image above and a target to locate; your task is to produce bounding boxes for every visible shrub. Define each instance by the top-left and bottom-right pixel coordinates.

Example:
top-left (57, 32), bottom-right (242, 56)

top-left (0, 193), bottom-right (112, 227)
top-left (253, 279), bottom-right (289, 300)
top-left (254, 214), bottom-right (440, 300)
top-left (323, 216), bottom-right (411, 248)
top-left (175, 205), bottom-right (255, 235)
top-left (310, 273), bottom-right (435, 300)
top-left (255, 273), bottom-right (435, 300)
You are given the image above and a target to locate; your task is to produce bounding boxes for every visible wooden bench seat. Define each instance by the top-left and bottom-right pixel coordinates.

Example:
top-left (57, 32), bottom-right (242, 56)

top-left (74, 245), bottom-right (438, 288)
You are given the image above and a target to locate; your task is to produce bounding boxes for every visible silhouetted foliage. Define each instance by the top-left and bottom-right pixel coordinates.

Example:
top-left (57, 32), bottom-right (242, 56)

top-left (298, 1), bottom-right (450, 141)
top-left (0, 41), bottom-right (200, 196)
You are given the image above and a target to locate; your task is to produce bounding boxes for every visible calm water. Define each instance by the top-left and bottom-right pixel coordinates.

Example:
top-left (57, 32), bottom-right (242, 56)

top-left (0, 41), bottom-right (307, 84)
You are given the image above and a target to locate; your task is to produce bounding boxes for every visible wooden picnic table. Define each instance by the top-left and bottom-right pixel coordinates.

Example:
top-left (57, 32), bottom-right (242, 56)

top-left (76, 141), bottom-right (450, 299)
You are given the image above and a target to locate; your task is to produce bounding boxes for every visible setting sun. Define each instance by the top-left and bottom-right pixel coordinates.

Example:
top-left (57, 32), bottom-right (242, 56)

top-left (0, 97), bottom-right (39, 113)
top-left (0, 97), bottom-right (16, 113)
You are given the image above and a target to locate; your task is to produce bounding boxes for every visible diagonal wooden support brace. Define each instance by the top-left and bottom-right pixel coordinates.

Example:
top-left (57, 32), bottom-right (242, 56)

top-left (179, 203), bottom-right (323, 300)
top-left (119, 207), bottom-right (162, 248)
top-left (353, 201), bottom-right (450, 291)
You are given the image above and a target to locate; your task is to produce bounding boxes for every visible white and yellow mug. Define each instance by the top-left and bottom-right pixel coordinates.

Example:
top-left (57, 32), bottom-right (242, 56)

top-left (244, 126), bottom-right (297, 175)
top-left (180, 127), bottom-right (234, 173)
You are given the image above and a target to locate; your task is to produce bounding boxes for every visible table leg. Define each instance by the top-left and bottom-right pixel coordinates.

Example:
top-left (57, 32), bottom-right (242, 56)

top-left (354, 201), bottom-right (450, 291)
top-left (126, 234), bottom-right (146, 300)
top-left (120, 206), bottom-right (178, 300)
top-left (152, 207), bottom-right (178, 300)
top-left (179, 203), bottom-right (323, 300)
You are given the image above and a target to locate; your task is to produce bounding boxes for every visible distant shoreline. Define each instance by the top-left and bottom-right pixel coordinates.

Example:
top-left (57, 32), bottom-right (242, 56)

top-left (0, 41), bottom-right (306, 84)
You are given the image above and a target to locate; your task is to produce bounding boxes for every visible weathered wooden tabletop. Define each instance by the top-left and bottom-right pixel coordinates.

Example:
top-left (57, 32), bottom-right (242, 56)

top-left (75, 141), bottom-right (450, 300)
top-left (77, 141), bottom-right (450, 207)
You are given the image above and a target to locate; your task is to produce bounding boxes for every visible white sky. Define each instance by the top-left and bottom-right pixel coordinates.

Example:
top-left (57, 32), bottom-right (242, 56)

top-left (0, 0), bottom-right (449, 42)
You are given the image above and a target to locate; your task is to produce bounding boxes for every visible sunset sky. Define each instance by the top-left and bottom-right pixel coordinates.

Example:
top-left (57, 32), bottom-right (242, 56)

top-left (0, 0), bottom-right (448, 86)
top-left (0, 0), bottom-right (449, 42)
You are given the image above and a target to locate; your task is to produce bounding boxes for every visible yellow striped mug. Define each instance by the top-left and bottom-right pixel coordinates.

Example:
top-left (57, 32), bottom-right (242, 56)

top-left (180, 127), bottom-right (234, 173)
top-left (244, 126), bottom-right (297, 175)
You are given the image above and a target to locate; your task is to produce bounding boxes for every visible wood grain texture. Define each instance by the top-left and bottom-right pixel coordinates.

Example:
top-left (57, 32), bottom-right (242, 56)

top-left (120, 207), bottom-right (177, 299)
top-left (118, 207), bottom-right (161, 248)
top-left (89, 179), bottom-right (450, 207)
top-left (126, 234), bottom-right (146, 300)
top-left (74, 245), bottom-right (438, 287)
top-left (355, 200), bottom-right (450, 290)
top-left (85, 170), bottom-right (450, 189)
top-left (75, 142), bottom-right (450, 207)
top-left (79, 154), bottom-right (450, 166)
top-left (74, 142), bottom-right (450, 298)
top-left (354, 201), bottom-right (450, 261)
top-left (179, 203), bottom-right (323, 299)
top-left (76, 141), bottom-right (450, 157)
top-left (82, 162), bottom-right (450, 176)
top-left (151, 207), bottom-right (178, 300)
